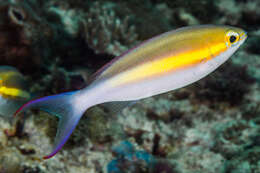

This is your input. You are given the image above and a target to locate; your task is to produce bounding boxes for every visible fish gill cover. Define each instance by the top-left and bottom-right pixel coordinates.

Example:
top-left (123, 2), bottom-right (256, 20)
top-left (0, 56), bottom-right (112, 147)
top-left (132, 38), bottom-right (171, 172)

top-left (0, 0), bottom-right (259, 173)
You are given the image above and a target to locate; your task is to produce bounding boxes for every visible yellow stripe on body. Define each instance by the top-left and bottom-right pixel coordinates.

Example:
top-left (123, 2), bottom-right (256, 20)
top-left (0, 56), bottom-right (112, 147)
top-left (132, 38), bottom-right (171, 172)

top-left (0, 70), bottom-right (30, 99)
top-left (0, 86), bottom-right (30, 99)
top-left (110, 42), bottom-right (227, 86)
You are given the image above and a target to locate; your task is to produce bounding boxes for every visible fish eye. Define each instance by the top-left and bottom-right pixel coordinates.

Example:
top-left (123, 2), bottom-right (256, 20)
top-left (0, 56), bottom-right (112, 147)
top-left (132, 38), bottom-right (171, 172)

top-left (225, 31), bottom-right (240, 47)
top-left (229, 35), bottom-right (237, 43)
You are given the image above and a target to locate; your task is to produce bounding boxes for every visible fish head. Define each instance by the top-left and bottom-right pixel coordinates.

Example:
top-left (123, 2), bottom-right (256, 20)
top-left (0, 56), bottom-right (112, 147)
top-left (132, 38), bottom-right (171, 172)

top-left (194, 25), bottom-right (247, 66)
top-left (211, 25), bottom-right (247, 51)
top-left (223, 26), bottom-right (247, 49)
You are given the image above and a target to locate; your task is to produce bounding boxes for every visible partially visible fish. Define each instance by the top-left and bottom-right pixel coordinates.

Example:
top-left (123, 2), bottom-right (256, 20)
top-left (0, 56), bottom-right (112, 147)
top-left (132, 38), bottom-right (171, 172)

top-left (14, 25), bottom-right (247, 159)
top-left (0, 66), bottom-right (30, 117)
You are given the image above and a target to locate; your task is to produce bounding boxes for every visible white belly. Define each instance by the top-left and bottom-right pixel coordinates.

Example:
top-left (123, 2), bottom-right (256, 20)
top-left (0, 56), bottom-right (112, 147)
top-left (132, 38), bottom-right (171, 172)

top-left (81, 46), bottom-right (237, 106)
top-left (104, 49), bottom-right (233, 101)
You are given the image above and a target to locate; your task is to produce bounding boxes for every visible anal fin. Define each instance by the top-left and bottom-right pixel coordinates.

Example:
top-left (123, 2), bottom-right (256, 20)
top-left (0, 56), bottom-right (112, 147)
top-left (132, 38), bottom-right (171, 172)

top-left (101, 101), bottom-right (137, 115)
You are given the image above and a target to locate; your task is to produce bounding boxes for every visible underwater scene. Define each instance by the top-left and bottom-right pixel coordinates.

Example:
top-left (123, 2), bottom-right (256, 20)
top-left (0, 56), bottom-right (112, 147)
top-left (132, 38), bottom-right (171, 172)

top-left (0, 0), bottom-right (259, 172)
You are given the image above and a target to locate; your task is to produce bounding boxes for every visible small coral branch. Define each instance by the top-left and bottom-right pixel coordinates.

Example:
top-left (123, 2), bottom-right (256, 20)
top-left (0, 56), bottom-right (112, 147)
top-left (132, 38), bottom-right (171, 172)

top-left (82, 2), bottom-right (138, 56)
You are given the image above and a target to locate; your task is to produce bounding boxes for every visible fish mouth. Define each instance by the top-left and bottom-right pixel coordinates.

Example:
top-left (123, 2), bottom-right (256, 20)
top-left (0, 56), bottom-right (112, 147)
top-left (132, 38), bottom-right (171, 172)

top-left (240, 31), bottom-right (247, 42)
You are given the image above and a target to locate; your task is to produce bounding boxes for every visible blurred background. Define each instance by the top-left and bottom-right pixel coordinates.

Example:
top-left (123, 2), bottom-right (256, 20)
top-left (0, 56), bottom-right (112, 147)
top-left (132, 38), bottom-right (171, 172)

top-left (0, 0), bottom-right (259, 172)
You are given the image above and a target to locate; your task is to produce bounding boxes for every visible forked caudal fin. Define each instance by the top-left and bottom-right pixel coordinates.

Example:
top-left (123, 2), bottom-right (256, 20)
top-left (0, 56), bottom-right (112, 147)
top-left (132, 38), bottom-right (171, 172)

top-left (14, 91), bottom-right (87, 159)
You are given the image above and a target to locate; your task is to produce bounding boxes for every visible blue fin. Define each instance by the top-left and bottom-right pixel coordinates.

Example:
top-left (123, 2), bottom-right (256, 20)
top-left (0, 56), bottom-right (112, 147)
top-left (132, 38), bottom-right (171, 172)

top-left (14, 91), bottom-right (85, 159)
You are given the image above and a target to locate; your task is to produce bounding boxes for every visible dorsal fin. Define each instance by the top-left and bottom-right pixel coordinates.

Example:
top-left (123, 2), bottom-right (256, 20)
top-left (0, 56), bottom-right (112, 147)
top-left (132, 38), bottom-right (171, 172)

top-left (88, 43), bottom-right (144, 83)
top-left (88, 55), bottom-right (124, 83)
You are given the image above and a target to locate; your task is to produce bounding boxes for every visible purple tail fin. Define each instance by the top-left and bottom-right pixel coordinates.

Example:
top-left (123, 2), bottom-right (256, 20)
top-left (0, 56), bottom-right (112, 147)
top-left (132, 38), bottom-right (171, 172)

top-left (14, 91), bottom-right (86, 159)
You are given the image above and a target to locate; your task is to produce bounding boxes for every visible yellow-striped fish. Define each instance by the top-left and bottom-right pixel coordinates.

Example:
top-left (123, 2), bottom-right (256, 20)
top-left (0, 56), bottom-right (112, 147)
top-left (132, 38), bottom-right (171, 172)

top-left (15, 25), bottom-right (247, 159)
top-left (0, 66), bottom-right (30, 117)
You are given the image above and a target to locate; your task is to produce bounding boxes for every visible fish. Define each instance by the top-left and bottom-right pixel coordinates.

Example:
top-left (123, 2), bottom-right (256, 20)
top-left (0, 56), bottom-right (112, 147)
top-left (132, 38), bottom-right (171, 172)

top-left (14, 25), bottom-right (247, 159)
top-left (0, 66), bottom-right (30, 117)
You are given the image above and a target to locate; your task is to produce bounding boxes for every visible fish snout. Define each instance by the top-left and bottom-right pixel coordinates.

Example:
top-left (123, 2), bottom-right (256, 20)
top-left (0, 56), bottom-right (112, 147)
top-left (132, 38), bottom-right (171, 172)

top-left (239, 30), bottom-right (247, 42)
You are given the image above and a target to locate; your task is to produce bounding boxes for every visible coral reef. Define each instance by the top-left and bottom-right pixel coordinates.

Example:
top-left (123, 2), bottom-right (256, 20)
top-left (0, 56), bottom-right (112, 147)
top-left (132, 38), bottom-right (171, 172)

top-left (192, 62), bottom-right (255, 106)
top-left (107, 141), bottom-right (152, 173)
top-left (0, 0), bottom-right (44, 71)
top-left (107, 141), bottom-right (178, 173)
top-left (82, 2), bottom-right (138, 56)
top-left (0, 0), bottom-right (259, 173)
